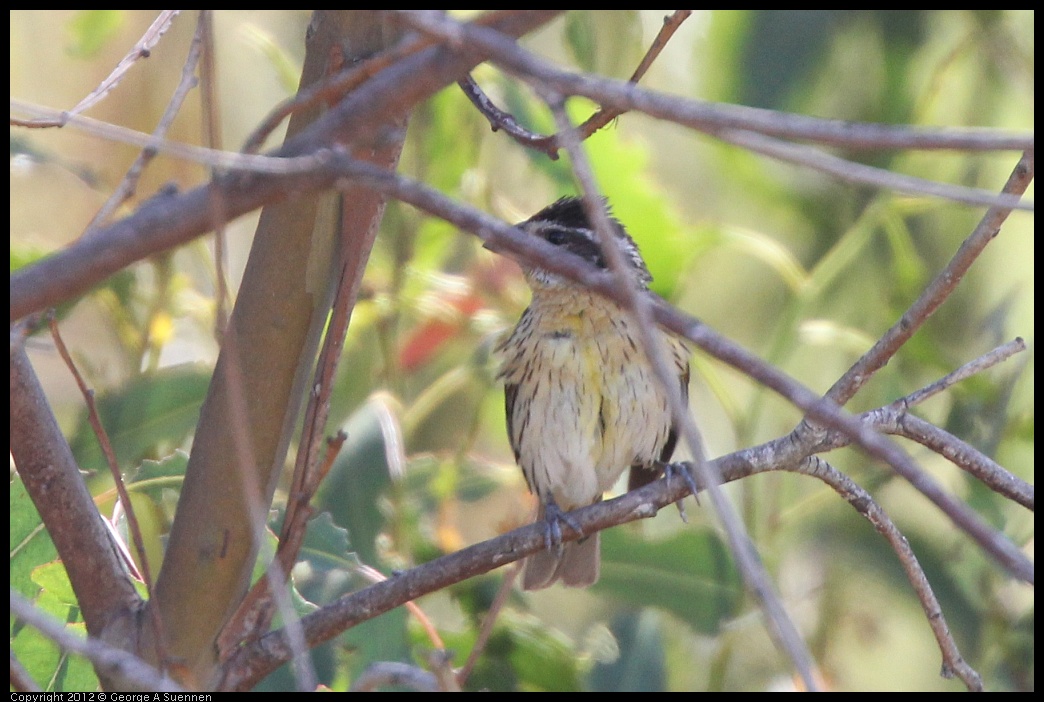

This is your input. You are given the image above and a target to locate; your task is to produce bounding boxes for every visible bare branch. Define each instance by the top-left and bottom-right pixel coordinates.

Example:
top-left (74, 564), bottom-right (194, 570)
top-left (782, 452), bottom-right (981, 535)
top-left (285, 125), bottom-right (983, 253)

top-left (813, 339), bottom-right (1033, 510)
top-left (826, 152), bottom-right (1034, 404)
top-left (900, 337), bottom-right (1028, 409)
top-left (401, 11), bottom-right (1033, 210)
top-left (10, 11), bottom-right (563, 324)
top-left (81, 13), bottom-right (205, 237)
top-left (47, 315), bottom-right (166, 663)
top-left (797, 457), bottom-right (983, 691)
top-left (223, 324), bottom-right (1029, 688)
top-left (242, 10), bottom-right (542, 154)
top-left (457, 10), bottom-right (695, 159)
top-left (11, 9), bottom-right (1030, 692)
top-left (544, 90), bottom-right (821, 688)
top-left (10, 100), bottom-right (328, 174)
top-left (320, 155), bottom-right (1033, 584)
top-left (895, 415), bottom-right (1033, 511)
top-left (10, 343), bottom-right (142, 639)
top-left (10, 590), bottom-right (183, 693)
top-left (10, 11), bottom-right (180, 129)
top-left (457, 75), bottom-right (561, 158)
top-left (718, 127), bottom-right (1032, 211)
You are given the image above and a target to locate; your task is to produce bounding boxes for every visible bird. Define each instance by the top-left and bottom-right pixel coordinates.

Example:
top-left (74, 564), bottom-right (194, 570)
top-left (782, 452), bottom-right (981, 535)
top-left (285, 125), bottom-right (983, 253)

top-left (490, 196), bottom-right (690, 590)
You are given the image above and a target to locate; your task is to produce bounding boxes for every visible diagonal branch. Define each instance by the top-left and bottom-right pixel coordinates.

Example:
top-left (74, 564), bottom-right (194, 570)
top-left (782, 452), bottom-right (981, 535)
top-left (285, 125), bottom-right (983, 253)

top-left (319, 155), bottom-right (1033, 584)
top-left (400, 10), bottom-right (1033, 211)
top-left (458, 10), bottom-right (694, 159)
top-left (10, 342), bottom-right (142, 641)
top-left (544, 90), bottom-right (820, 689)
top-left (824, 151), bottom-right (1034, 404)
top-left (797, 457), bottom-right (983, 691)
top-left (224, 339), bottom-right (1024, 690)
top-left (10, 11), bottom-right (181, 129)
top-left (9, 11), bottom-right (564, 324)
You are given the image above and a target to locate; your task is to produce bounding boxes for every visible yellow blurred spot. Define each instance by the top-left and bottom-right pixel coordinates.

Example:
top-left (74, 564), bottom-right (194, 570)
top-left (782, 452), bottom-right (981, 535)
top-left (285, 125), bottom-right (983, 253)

top-left (149, 311), bottom-right (174, 345)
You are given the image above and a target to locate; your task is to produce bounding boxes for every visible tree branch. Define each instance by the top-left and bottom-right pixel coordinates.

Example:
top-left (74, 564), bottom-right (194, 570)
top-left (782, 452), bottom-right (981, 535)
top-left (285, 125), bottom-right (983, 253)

top-left (310, 154), bottom-right (1034, 584)
top-left (9, 11), bottom-right (564, 323)
top-left (9, 342), bottom-right (142, 641)
top-left (10, 591), bottom-right (182, 692)
top-left (400, 10), bottom-right (1033, 211)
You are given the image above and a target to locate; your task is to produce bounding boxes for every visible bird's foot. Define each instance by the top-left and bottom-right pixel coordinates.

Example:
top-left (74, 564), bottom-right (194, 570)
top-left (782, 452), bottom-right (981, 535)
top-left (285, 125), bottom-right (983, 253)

top-left (540, 499), bottom-right (584, 555)
top-left (657, 460), bottom-right (701, 522)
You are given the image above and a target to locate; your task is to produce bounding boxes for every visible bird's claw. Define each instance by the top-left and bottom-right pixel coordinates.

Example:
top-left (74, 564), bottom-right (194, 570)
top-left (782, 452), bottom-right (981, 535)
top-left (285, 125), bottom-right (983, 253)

top-left (659, 460), bottom-right (700, 500)
top-left (657, 460), bottom-right (701, 521)
top-left (541, 499), bottom-right (583, 555)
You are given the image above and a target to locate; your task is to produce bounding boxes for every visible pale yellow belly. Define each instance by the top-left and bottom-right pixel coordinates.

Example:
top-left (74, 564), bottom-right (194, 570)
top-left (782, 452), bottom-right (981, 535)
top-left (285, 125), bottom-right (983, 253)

top-left (510, 327), bottom-right (675, 511)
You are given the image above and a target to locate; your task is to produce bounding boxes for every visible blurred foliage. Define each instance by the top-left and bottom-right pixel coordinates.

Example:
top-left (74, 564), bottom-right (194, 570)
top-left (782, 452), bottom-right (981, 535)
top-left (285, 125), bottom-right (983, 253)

top-left (10, 10), bottom-right (1033, 692)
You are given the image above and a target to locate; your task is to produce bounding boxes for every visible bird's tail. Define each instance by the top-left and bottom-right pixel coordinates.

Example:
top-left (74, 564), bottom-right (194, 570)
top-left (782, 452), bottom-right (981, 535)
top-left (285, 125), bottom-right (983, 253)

top-left (522, 531), bottom-right (600, 590)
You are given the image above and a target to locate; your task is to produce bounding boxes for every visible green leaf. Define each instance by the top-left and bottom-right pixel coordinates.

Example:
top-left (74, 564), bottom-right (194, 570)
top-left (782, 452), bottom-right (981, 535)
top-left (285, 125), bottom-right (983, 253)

top-left (300, 511), bottom-right (353, 566)
top-left (65, 10), bottom-right (124, 58)
top-left (10, 482), bottom-right (98, 691)
top-left (11, 588), bottom-right (97, 692)
top-left (126, 449), bottom-right (189, 502)
top-left (31, 561), bottom-right (78, 607)
top-left (587, 610), bottom-right (666, 692)
top-left (575, 105), bottom-right (695, 298)
top-left (316, 395), bottom-right (401, 569)
top-left (10, 476), bottom-right (59, 598)
top-left (503, 611), bottom-right (585, 691)
top-left (564, 12), bottom-right (598, 73)
top-left (69, 363), bottom-right (210, 475)
top-left (564, 11), bottom-right (642, 77)
top-left (597, 526), bottom-right (743, 634)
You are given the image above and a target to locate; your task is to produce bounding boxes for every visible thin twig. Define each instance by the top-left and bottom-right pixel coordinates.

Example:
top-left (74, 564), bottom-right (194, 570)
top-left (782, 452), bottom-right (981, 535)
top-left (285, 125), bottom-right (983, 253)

top-left (199, 10), bottom-right (231, 335)
top-left (896, 414), bottom-right (1033, 511)
top-left (10, 11), bottom-right (1031, 322)
top-left (548, 90), bottom-right (821, 691)
top-left (400, 11), bottom-right (1033, 210)
top-left (457, 75), bottom-right (560, 158)
top-left (318, 155), bottom-right (1033, 584)
top-left (10, 99), bottom-right (329, 175)
top-left (241, 30), bottom-right (427, 154)
top-left (81, 13), bottom-right (204, 237)
top-left (243, 10), bottom-right (537, 154)
top-left (10, 590), bottom-right (184, 692)
top-left (746, 339), bottom-right (1034, 509)
top-left (278, 246), bottom-right (360, 568)
top-left (222, 335), bottom-right (1031, 690)
top-left (456, 563), bottom-right (520, 686)
top-left (718, 127), bottom-right (1031, 211)
top-left (575, 9), bottom-right (693, 130)
top-left (47, 314), bottom-right (168, 668)
top-left (459, 11), bottom-right (693, 159)
top-left (905, 339), bottom-right (1026, 409)
top-left (10, 11), bottom-right (180, 129)
top-left (825, 153), bottom-right (1034, 405)
top-left (8, 13), bottom-right (1031, 589)
top-left (798, 457), bottom-right (983, 691)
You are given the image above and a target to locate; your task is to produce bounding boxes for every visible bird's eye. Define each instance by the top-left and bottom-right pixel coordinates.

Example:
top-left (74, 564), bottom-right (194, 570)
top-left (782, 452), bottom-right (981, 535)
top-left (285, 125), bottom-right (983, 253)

top-left (545, 228), bottom-right (569, 246)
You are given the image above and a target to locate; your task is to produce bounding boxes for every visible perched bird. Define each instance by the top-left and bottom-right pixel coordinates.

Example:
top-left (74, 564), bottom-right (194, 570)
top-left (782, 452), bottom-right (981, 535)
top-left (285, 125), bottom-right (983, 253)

top-left (491, 197), bottom-right (690, 590)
